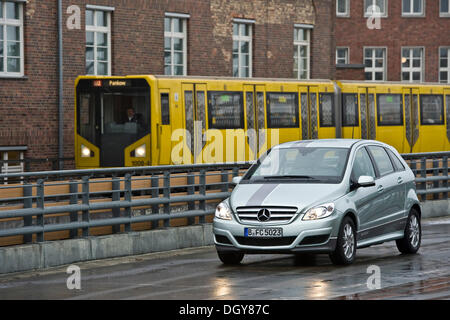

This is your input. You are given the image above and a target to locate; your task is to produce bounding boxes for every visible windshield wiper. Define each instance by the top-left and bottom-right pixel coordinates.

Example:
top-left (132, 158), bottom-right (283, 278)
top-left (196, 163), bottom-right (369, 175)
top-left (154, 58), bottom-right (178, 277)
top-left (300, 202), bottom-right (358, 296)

top-left (262, 175), bottom-right (318, 180)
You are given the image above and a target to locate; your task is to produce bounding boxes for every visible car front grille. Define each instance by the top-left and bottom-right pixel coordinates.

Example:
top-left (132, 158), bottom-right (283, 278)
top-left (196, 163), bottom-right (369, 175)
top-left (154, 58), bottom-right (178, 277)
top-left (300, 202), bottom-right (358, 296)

top-left (235, 236), bottom-right (297, 247)
top-left (235, 206), bottom-right (298, 223)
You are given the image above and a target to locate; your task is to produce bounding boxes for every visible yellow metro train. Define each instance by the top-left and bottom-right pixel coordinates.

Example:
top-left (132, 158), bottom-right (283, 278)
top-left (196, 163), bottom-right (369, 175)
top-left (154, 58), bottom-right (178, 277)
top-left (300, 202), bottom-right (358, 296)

top-left (74, 75), bottom-right (450, 168)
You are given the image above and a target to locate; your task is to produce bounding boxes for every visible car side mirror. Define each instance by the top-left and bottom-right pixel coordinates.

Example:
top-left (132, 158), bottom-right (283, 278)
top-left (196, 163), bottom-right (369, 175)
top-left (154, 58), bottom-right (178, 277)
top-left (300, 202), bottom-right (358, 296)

top-left (232, 176), bottom-right (242, 185)
top-left (357, 175), bottom-right (375, 187)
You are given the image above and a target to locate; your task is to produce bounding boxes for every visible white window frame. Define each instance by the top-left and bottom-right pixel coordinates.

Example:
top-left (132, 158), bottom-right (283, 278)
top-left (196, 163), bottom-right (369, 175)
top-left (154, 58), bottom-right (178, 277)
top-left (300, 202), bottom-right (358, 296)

top-left (439, 47), bottom-right (450, 83)
top-left (0, 1), bottom-right (24, 77)
top-left (336, 0), bottom-right (350, 17)
top-left (336, 47), bottom-right (349, 64)
top-left (232, 21), bottom-right (253, 78)
top-left (402, 0), bottom-right (425, 17)
top-left (440, 0), bottom-right (450, 17)
top-left (401, 47), bottom-right (424, 83)
top-left (294, 27), bottom-right (311, 80)
top-left (0, 147), bottom-right (25, 184)
top-left (85, 8), bottom-right (112, 76)
top-left (364, 47), bottom-right (387, 81)
top-left (164, 13), bottom-right (188, 76)
top-left (364, 0), bottom-right (388, 17)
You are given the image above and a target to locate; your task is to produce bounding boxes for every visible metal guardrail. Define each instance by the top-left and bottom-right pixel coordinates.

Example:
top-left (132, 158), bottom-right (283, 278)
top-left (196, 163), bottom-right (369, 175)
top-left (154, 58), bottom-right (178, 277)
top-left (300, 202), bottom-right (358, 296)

top-left (0, 152), bottom-right (448, 246)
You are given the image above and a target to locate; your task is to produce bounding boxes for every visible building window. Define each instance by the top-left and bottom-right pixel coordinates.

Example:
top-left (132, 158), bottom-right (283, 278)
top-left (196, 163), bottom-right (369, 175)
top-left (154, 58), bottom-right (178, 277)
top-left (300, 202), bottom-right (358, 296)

top-left (232, 22), bottom-right (252, 78)
top-left (336, 0), bottom-right (350, 17)
top-left (440, 47), bottom-right (450, 83)
top-left (86, 9), bottom-right (111, 75)
top-left (402, 47), bottom-right (424, 82)
top-left (0, 148), bottom-right (25, 184)
top-left (164, 15), bottom-right (187, 76)
top-left (441, 0), bottom-right (450, 17)
top-left (336, 47), bottom-right (349, 64)
top-left (294, 27), bottom-right (310, 79)
top-left (0, 1), bottom-right (24, 76)
top-left (364, 48), bottom-right (386, 81)
top-left (402, 0), bottom-right (424, 16)
top-left (364, 0), bottom-right (387, 17)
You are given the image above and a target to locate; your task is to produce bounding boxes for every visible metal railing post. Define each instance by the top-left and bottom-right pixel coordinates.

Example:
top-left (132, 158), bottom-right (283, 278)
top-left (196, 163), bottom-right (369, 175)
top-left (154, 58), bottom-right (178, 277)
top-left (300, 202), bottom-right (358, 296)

top-left (221, 169), bottom-right (229, 192)
top-left (36, 179), bottom-right (45, 242)
top-left (163, 171), bottom-right (170, 228)
top-left (69, 180), bottom-right (79, 238)
top-left (199, 169), bottom-right (206, 224)
top-left (112, 176), bottom-right (121, 233)
top-left (23, 184), bottom-right (33, 243)
top-left (444, 155), bottom-right (448, 200)
top-left (420, 157), bottom-right (427, 202)
top-left (81, 176), bottom-right (90, 237)
top-left (124, 173), bottom-right (132, 232)
top-left (187, 171), bottom-right (195, 225)
top-left (151, 174), bottom-right (160, 229)
top-left (433, 157), bottom-right (440, 200)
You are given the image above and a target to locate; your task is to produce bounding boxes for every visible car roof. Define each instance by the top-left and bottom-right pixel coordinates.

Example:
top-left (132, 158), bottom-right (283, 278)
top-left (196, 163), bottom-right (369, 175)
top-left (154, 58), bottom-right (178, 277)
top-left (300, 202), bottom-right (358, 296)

top-left (275, 139), bottom-right (386, 149)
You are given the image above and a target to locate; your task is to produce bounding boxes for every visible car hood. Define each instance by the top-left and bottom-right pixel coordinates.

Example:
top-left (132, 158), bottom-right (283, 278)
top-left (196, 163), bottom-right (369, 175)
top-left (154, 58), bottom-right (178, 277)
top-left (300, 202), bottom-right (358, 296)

top-left (229, 182), bottom-right (345, 212)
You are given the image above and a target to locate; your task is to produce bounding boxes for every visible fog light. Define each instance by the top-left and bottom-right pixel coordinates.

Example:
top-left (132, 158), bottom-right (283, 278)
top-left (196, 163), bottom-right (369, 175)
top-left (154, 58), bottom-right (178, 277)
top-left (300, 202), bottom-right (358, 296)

top-left (81, 145), bottom-right (91, 158)
top-left (135, 144), bottom-right (146, 158)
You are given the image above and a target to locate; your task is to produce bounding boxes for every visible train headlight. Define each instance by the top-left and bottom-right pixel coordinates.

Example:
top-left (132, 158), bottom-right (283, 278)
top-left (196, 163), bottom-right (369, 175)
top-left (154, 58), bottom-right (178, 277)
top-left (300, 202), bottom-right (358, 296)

top-left (81, 145), bottom-right (92, 158)
top-left (135, 144), bottom-right (146, 158)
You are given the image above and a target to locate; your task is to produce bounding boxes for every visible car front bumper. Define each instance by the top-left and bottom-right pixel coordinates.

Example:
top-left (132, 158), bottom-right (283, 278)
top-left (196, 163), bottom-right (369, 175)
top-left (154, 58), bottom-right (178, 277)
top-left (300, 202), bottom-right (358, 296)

top-left (213, 212), bottom-right (341, 254)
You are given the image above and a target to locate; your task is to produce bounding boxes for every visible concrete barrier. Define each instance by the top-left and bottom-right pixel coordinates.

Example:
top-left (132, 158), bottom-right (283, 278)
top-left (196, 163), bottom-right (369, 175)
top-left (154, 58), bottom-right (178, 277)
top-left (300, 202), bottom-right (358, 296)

top-left (0, 200), bottom-right (448, 275)
top-left (0, 224), bottom-right (213, 274)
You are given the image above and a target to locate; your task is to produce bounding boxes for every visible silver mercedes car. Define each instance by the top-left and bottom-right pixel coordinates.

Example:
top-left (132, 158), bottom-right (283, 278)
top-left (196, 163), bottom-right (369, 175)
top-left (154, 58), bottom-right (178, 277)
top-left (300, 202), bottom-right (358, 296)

top-left (213, 139), bottom-right (421, 265)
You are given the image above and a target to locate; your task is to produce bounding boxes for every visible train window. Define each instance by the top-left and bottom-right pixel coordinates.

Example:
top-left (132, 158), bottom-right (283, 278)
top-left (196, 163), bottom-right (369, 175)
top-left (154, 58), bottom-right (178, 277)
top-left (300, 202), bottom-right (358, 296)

top-left (160, 93), bottom-right (170, 125)
top-left (342, 93), bottom-right (359, 126)
top-left (420, 95), bottom-right (444, 125)
top-left (367, 145), bottom-right (394, 177)
top-left (319, 93), bottom-right (335, 127)
top-left (266, 92), bottom-right (299, 128)
top-left (377, 94), bottom-right (403, 126)
top-left (386, 148), bottom-right (405, 172)
top-left (207, 91), bottom-right (244, 129)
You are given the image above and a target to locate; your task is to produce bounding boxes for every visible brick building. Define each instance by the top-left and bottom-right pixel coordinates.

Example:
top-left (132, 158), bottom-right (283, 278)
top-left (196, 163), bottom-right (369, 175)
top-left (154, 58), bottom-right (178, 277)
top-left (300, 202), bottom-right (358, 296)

top-left (335, 0), bottom-right (450, 82)
top-left (0, 0), bottom-right (335, 172)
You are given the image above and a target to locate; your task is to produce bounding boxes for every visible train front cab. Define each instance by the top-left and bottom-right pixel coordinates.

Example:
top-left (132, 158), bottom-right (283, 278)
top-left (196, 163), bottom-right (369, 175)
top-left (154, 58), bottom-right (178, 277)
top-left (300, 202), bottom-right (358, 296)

top-left (339, 81), bottom-right (450, 153)
top-left (75, 76), bottom-right (153, 168)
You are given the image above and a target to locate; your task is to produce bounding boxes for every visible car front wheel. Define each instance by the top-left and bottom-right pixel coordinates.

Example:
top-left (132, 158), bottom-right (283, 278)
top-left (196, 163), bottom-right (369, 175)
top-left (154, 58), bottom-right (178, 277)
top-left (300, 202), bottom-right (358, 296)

top-left (217, 251), bottom-right (244, 265)
top-left (329, 217), bottom-right (356, 265)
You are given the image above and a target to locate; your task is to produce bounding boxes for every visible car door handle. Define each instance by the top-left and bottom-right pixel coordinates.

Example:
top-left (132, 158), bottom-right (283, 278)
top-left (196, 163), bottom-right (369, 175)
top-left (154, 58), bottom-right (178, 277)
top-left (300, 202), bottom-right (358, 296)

top-left (397, 177), bottom-right (403, 184)
top-left (377, 185), bottom-right (384, 193)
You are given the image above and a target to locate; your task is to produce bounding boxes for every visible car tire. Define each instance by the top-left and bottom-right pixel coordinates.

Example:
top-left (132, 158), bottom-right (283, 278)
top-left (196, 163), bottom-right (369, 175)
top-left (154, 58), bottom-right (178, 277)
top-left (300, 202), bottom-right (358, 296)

top-left (329, 217), bottom-right (356, 265)
top-left (217, 251), bottom-right (244, 265)
top-left (396, 209), bottom-right (421, 254)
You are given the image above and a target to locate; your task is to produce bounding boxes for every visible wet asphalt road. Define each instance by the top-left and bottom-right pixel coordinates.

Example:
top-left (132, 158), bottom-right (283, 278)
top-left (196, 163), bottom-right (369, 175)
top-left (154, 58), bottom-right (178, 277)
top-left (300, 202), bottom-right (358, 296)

top-left (0, 217), bottom-right (449, 300)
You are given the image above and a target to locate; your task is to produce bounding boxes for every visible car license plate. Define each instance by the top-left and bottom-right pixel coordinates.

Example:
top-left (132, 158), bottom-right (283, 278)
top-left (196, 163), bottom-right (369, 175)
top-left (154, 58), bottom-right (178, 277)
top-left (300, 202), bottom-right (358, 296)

top-left (245, 228), bottom-right (283, 237)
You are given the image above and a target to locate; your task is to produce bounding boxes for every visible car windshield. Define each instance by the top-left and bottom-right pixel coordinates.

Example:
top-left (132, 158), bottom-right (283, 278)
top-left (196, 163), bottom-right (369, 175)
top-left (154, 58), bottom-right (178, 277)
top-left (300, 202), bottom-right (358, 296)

top-left (245, 147), bottom-right (350, 183)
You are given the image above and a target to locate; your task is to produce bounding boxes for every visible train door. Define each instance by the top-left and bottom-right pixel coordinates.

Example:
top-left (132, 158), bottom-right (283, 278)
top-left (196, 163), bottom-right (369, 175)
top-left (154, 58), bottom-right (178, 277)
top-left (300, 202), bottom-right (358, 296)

top-left (316, 84), bottom-right (337, 139)
top-left (179, 83), bottom-right (208, 164)
top-left (373, 86), bottom-right (405, 153)
top-left (341, 85), bottom-right (361, 139)
top-left (243, 84), bottom-right (266, 160)
top-left (415, 87), bottom-right (446, 152)
top-left (445, 89), bottom-right (450, 151)
top-left (402, 87), bottom-right (420, 153)
top-left (265, 82), bottom-right (300, 148)
top-left (156, 88), bottom-right (172, 165)
top-left (298, 85), bottom-right (309, 140)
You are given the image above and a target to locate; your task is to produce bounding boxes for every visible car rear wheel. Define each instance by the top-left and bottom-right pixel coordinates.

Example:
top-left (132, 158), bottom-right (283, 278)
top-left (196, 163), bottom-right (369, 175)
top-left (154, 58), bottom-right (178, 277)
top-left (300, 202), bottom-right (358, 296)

top-left (329, 217), bottom-right (356, 265)
top-left (396, 209), bottom-right (421, 254)
top-left (217, 251), bottom-right (244, 265)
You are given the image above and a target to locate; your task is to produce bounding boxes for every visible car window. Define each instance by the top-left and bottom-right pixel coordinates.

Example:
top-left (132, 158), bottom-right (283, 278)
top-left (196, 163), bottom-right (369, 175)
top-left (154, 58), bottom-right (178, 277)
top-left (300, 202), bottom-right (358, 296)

top-left (368, 146), bottom-right (394, 176)
top-left (386, 148), bottom-right (405, 171)
top-left (351, 148), bottom-right (375, 182)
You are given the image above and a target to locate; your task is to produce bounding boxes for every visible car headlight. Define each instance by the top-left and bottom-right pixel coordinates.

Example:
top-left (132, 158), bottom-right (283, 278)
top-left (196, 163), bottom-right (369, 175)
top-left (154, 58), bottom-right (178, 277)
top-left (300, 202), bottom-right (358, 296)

top-left (215, 201), bottom-right (233, 221)
top-left (302, 203), bottom-right (335, 221)
top-left (133, 144), bottom-right (146, 158)
top-left (81, 145), bottom-right (92, 158)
